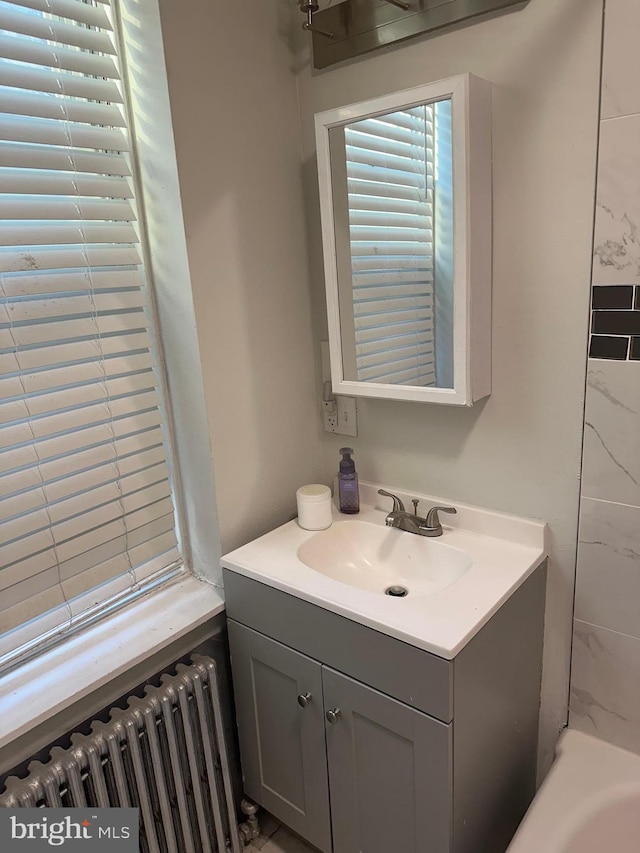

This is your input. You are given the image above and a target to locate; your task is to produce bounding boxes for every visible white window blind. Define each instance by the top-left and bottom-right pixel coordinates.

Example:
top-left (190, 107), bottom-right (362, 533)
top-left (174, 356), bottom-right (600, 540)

top-left (345, 106), bottom-right (436, 386)
top-left (0, 0), bottom-right (182, 668)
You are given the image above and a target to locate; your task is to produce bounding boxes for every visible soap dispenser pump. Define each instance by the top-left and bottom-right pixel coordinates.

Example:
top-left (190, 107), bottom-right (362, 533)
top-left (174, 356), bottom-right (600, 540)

top-left (338, 447), bottom-right (359, 514)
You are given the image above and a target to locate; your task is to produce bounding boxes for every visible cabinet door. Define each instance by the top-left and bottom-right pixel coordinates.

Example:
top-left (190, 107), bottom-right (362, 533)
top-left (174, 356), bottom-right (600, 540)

top-left (323, 667), bottom-right (452, 853)
top-left (227, 620), bottom-right (332, 852)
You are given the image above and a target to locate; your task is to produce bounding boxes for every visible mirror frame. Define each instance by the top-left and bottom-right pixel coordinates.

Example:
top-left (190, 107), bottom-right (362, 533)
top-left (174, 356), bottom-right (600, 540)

top-left (315, 73), bottom-right (492, 406)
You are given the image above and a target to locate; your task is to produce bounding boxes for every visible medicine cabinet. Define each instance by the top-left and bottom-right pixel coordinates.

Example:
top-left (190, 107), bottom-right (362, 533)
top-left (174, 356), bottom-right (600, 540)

top-left (315, 73), bottom-right (492, 406)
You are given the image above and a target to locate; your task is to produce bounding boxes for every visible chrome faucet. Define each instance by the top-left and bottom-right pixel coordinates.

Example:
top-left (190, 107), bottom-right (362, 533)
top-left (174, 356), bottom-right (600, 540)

top-left (378, 489), bottom-right (457, 537)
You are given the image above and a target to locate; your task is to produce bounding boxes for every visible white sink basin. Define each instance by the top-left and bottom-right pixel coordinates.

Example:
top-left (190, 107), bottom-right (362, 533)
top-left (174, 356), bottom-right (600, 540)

top-left (297, 520), bottom-right (472, 597)
top-left (221, 481), bottom-right (546, 659)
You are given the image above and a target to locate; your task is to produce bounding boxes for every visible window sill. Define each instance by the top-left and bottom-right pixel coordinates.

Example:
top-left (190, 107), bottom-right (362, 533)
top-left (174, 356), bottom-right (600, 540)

top-left (0, 575), bottom-right (225, 754)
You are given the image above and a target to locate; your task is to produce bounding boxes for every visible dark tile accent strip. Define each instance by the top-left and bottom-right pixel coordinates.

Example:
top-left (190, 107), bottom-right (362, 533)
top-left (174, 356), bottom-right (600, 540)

top-left (635, 286), bottom-right (640, 310)
top-left (589, 335), bottom-right (629, 360)
top-left (631, 337), bottom-right (640, 360)
top-left (593, 310), bottom-right (640, 335)
top-left (592, 285), bottom-right (634, 309)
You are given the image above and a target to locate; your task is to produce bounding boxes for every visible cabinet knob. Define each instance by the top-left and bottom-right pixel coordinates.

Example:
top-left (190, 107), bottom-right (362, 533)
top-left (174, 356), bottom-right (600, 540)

top-left (297, 692), bottom-right (312, 708)
top-left (325, 708), bottom-right (341, 724)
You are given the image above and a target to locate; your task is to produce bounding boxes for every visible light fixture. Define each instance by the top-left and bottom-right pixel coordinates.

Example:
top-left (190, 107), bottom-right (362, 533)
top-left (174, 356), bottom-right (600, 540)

top-left (299, 1), bottom-right (335, 39)
top-left (299, 1), bottom-right (411, 41)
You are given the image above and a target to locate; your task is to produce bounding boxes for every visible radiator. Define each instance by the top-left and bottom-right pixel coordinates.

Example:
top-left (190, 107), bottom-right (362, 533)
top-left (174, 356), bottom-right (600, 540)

top-left (0, 655), bottom-right (242, 853)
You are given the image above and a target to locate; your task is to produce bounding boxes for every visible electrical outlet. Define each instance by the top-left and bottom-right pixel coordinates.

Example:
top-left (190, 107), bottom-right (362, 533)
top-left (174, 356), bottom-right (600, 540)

top-left (323, 400), bottom-right (338, 433)
top-left (323, 395), bottom-right (357, 436)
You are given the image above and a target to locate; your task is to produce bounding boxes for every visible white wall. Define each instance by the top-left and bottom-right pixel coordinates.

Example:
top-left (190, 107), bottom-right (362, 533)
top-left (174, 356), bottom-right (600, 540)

top-left (297, 0), bottom-right (603, 769)
top-left (158, 0), bottom-right (325, 553)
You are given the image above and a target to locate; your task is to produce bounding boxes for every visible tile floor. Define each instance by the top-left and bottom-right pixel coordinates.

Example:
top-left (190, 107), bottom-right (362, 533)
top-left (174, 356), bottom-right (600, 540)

top-left (246, 812), bottom-right (316, 853)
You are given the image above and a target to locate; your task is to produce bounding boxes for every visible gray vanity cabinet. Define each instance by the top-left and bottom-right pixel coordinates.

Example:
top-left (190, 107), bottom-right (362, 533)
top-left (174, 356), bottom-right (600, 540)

top-left (224, 566), bottom-right (546, 853)
top-left (227, 620), bottom-right (332, 853)
top-left (228, 619), bottom-right (452, 853)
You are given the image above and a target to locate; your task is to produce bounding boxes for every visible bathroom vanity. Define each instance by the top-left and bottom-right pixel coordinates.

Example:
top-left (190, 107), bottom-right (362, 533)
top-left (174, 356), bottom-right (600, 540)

top-left (222, 484), bottom-right (546, 853)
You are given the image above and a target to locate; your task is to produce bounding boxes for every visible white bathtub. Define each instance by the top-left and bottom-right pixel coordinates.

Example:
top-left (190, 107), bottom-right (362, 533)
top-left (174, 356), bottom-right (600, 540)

top-left (507, 729), bottom-right (640, 853)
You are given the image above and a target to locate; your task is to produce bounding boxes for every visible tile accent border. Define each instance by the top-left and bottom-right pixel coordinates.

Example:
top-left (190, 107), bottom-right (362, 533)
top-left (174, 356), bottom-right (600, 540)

top-left (590, 285), bottom-right (640, 360)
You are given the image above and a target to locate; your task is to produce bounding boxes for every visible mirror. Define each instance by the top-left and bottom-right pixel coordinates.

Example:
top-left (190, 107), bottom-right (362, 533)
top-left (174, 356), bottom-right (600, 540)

top-left (315, 74), bottom-right (492, 405)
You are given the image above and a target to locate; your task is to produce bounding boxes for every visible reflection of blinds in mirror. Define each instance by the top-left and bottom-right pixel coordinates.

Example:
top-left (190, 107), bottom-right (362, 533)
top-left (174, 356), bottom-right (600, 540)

top-left (345, 106), bottom-right (435, 386)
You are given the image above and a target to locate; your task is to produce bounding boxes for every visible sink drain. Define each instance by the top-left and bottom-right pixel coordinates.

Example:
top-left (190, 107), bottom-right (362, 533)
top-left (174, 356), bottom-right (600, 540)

top-left (385, 585), bottom-right (408, 597)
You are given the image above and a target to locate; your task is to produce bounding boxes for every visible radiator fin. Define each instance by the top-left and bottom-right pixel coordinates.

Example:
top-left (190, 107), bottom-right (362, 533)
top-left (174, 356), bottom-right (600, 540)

top-left (0, 656), bottom-right (241, 853)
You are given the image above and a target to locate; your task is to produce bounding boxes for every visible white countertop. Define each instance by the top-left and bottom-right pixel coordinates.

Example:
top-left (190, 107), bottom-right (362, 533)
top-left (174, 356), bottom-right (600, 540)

top-left (221, 482), bottom-right (547, 660)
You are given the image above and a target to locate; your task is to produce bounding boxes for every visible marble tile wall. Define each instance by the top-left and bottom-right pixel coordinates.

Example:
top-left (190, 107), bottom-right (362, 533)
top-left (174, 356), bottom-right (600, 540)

top-left (569, 0), bottom-right (640, 752)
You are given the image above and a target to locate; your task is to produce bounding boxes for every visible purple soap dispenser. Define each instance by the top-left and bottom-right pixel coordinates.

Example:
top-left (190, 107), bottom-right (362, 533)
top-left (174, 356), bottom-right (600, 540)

top-left (338, 447), bottom-right (359, 514)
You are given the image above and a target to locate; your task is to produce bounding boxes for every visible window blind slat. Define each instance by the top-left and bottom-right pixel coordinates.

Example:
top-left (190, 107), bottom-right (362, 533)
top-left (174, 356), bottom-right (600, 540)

top-left (27, 409), bottom-right (164, 468)
top-left (1, 563), bottom-right (59, 613)
top-left (350, 240), bottom-right (433, 257)
top-left (0, 602), bottom-right (69, 658)
top-left (0, 582), bottom-right (68, 638)
top-left (0, 63), bottom-right (122, 103)
top-left (132, 541), bottom-right (180, 584)
top-left (346, 179), bottom-right (432, 204)
top-left (48, 473), bottom-right (171, 529)
top-left (369, 109), bottom-right (432, 130)
top-left (13, 351), bottom-right (153, 395)
top-left (5, 289), bottom-right (144, 324)
top-left (356, 343), bottom-right (434, 370)
top-left (0, 142), bottom-right (131, 175)
top-left (0, 197), bottom-right (136, 220)
top-left (0, 443), bottom-right (39, 474)
top-left (0, 87), bottom-right (126, 127)
top-left (1, 169), bottom-right (133, 199)
top-left (0, 246), bottom-right (140, 274)
top-left (346, 161), bottom-right (432, 189)
top-left (3, 0), bottom-right (113, 30)
top-left (352, 270), bottom-right (433, 287)
top-left (0, 529), bottom-right (55, 574)
top-left (348, 193), bottom-right (432, 216)
top-left (349, 225), bottom-right (432, 243)
top-left (0, 5), bottom-right (116, 54)
top-left (63, 563), bottom-right (133, 617)
top-left (27, 389), bottom-right (160, 440)
top-left (354, 299), bottom-right (433, 319)
top-left (33, 426), bottom-right (165, 493)
top-left (54, 527), bottom-right (143, 590)
top-left (345, 128), bottom-right (433, 160)
top-left (345, 145), bottom-right (433, 178)
top-left (353, 306), bottom-right (433, 330)
top-left (355, 329), bottom-right (434, 354)
top-left (11, 332), bottom-right (149, 370)
top-left (349, 210), bottom-right (432, 229)
top-left (19, 365), bottom-right (155, 413)
top-left (353, 282), bottom-right (434, 301)
top-left (357, 359), bottom-right (435, 383)
top-left (0, 222), bottom-right (138, 248)
top-left (345, 121), bottom-right (432, 148)
top-left (351, 258), bottom-right (433, 277)
top-left (0, 33), bottom-right (120, 78)
top-left (0, 114), bottom-right (129, 152)
top-left (32, 453), bottom-right (168, 512)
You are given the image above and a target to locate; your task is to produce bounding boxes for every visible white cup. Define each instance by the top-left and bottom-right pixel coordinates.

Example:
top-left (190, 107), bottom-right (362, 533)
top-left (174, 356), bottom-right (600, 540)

top-left (296, 484), bottom-right (333, 531)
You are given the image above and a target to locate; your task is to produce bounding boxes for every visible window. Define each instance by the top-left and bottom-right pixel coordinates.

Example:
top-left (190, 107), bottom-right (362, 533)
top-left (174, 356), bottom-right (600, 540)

top-left (0, 0), bottom-right (185, 669)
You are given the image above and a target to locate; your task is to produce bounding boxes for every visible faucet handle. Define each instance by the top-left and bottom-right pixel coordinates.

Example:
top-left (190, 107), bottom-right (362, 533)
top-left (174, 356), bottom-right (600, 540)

top-left (424, 505), bottom-right (457, 530)
top-left (377, 489), bottom-right (405, 513)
